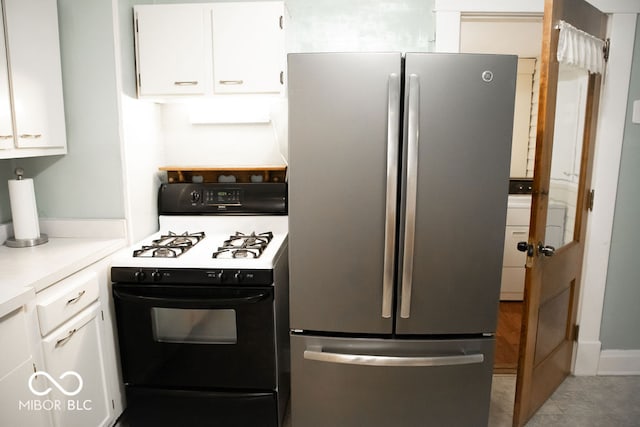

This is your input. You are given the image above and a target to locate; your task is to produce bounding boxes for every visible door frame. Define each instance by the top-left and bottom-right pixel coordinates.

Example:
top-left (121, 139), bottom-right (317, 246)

top-left (433, 0), bottom-right (637, 377)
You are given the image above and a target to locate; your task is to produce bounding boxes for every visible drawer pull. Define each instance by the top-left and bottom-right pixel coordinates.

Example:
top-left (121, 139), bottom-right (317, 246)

top-left (0, 134), bottom-right (13, 139)
top-left (55, 329), bottom-right (77, 347)
top-left (219, 80), bottom-right (244, 85)
top-left (19, 134), bottom-right (42, 139)
top-left (174, 81), bottom-right (198, 86)
top-left (67, 290), bottom-right (86, 305)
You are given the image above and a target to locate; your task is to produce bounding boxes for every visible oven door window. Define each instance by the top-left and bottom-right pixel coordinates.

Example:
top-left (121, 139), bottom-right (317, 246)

top-left (152, 308), bottom-right (237, 344)
top-left (113, 284), bottom-right (276, 389)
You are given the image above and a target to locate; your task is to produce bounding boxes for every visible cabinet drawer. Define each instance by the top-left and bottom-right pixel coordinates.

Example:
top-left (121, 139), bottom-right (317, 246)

top-left (505, 207), bottom-right (530, 226)
top-left (36, 270), bottom-right (99, 336)
top-left (0, 306), bottom-right (30, 379)
top-left (501, 267), bottom-right (525, 293)
top-left (503, 226), bottom-right (528, 267)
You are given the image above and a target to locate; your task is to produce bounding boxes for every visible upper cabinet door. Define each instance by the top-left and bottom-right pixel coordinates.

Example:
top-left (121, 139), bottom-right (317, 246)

top-left (3, 0), bottom-right (66, 151)
top-left (211, 1), bottom-right (284, 94)
top-left (0, 11), bottom-right (13, 151)
top-left (134, 4), bottom-right (209, 96)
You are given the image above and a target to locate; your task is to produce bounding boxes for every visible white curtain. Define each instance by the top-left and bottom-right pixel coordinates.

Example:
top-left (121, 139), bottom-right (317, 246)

top-left (557, 20), bottom-right (606, 74)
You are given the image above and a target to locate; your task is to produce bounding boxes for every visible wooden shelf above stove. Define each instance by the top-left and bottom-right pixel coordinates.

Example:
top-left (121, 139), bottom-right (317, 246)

top-left (160, 166), bottom-right (287, 184)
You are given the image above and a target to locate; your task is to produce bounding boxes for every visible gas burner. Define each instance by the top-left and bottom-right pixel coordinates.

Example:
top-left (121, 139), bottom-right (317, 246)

top-left (212, 232), bottom-right (273, 259)
top-left (133, 231), bottom-right (205, 258)
top-left (152, 231), bottom-right (205, 247)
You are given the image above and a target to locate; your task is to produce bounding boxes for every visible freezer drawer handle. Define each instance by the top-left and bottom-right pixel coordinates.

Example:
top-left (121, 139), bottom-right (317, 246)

top-left (303, 350), bottom-right (484, 367)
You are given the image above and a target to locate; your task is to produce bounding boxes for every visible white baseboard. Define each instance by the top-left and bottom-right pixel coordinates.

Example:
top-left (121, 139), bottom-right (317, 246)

top-left (598, 350), bottom-right (640, 375)
top-left (573, 340), bottom-right (602, 375)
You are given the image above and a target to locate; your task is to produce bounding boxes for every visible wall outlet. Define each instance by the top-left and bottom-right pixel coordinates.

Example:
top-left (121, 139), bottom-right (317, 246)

top-left (633, 100), bottom-right (640, 124)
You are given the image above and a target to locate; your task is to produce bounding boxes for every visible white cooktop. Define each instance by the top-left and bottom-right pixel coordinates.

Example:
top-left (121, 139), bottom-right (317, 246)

top-left (110, 215), bottom-right (288, 270)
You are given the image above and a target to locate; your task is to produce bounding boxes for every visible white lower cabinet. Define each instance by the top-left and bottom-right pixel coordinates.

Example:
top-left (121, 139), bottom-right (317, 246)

top-left (0, 304), bottom-right (50, 427)
top-left (32, 257), bottom-right (123, 427)
top-left (41, 302), bottom-right (110, 427)
top-left (0, 358), bottom-right (51, 426)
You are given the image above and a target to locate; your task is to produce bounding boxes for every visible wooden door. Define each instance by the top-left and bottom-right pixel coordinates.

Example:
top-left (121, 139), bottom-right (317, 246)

top-left (513, 0), bottom-right (607, 426)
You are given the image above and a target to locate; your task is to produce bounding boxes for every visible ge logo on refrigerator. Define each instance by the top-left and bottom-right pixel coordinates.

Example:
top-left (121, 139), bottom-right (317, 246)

top-left (482, 70), bottom-right (494, 82)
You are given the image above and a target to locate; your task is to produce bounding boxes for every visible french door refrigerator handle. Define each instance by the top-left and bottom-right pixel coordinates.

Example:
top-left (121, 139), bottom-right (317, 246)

top-left (304, 350), bottom-right (484, 367)
top-left (400, 74), bottom-right (420, 319)
top-left (382, 73), bottom-right (400, 319)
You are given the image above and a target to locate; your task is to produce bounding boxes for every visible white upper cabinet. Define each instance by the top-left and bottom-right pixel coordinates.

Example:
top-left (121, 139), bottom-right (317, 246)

top-left (211, 2), bottom-right (284, 94)
top-left (0, 14), bottom-right (12, 151)
top-left (134, 1), bottom-right (284, 98)
top-left (134, 4), bottom-right (209, 96)
top-left (0, 0), bottom-right (67, 158)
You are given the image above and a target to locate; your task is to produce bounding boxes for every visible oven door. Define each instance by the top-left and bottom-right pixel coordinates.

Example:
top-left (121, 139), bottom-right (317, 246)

top-left (113, 284), bottom-right (276, 390)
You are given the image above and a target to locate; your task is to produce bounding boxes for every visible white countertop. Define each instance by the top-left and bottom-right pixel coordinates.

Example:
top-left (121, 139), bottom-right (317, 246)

top-left (0, 237), bottom-right (126, 293)
top-left (0, 284), bottom-right (34, 319)
top-left (0, 219), bottom-right (127, 316)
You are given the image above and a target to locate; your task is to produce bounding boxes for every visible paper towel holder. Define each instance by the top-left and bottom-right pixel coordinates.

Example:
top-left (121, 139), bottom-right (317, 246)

top-left (5, 167), bottom-right (49, 248)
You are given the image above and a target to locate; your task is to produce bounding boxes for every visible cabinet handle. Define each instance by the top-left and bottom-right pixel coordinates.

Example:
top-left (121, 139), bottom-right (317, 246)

top-left (66, 290), bottom-right (86, 305)
top-left (19, 134), bottom-right (42, 139)
top-left (174, 81), bottom-right (198, 86)
top-left (219, 80), bottom-right (244, 85)
top-left (280, 71), bottom-right (284, 85)
top-left (0, 134), bottom-right (12, 139)
top-left (55, 329), bottom-right (77, 348)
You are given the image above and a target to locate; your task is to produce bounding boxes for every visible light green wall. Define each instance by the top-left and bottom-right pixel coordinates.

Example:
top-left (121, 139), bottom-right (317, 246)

top-left (600, 18), bottom-right (640, 350)
top-left (0, 0), bottom-right (124, 222)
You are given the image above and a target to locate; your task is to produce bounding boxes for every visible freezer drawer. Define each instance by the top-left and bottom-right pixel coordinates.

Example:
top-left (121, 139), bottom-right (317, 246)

top-left (291, 334), bottom-right (495, 427)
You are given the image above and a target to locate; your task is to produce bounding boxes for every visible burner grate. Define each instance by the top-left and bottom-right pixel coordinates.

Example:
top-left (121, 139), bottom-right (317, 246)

top-left (133, 231), bottom-right (206, 258)
top-left (212, 232), bottom-right (273, 259)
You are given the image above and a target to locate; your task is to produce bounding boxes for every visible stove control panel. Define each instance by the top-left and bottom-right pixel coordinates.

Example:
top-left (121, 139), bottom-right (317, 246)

top-left (158, 183), bottom-right (287, 215)
top-left (111, 267), bottom-right (274, 286)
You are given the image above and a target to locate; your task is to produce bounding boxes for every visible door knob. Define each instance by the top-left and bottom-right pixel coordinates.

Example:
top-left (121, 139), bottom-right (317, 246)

top-left (517, 241), bottom-right (534, 257)
top-left (538, 243), bottom-right (556, 257)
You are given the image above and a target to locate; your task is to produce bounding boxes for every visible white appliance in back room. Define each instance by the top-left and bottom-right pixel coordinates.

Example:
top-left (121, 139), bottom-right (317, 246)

top-left (287, 52), bottom-right (516, 426)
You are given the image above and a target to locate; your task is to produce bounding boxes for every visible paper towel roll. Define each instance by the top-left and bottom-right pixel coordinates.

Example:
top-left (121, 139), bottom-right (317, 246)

top-left (8, 178), bottom-right (41, 240)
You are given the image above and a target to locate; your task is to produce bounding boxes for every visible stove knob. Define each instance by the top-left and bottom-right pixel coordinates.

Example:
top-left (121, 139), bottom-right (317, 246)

top-left (234, 271), bottom-right (244, 283)
top-left (217, 271), bottom-right (225, 282)
top-left (134, 269), bottom-right (146, 282)
top-left (151, 270), bottom-right (161, 282)
top-left (190, 191), bottom-right (201, 203)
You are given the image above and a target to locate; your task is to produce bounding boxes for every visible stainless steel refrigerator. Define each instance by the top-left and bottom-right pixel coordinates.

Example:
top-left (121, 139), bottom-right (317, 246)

top-left (287, 52), bottom-right (516, 427)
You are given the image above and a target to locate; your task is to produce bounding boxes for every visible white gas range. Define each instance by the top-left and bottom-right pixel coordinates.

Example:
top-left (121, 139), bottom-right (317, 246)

top-left (110, 182), bottom-right (289, 427)
top-left (111, 214), bottom-right (288, 277)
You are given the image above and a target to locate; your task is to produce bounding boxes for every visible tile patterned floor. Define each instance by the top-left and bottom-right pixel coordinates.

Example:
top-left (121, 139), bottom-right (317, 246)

top-left (490, 374), bottom-right (640, 427)
top-left (285, 375), bottom-right (640, 426)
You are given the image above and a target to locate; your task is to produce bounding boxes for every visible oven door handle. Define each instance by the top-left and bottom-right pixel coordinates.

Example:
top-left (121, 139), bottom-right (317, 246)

top-left (113, 289), bottom-right (270, 308)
